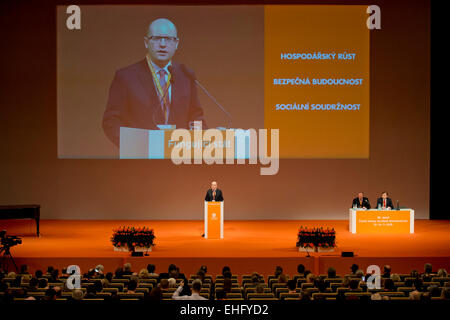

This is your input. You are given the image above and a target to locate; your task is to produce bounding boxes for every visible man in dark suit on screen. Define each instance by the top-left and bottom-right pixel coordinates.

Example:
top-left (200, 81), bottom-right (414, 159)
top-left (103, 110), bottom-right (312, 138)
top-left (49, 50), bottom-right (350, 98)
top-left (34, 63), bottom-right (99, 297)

top-left (205, 181), bottom-right (224, 202)
top-left (102, 18), bottom-right (206, 146)
top-left (352, 192), bottom-right (371, 209)
top-left (376, 191), bottom-right (395, 210)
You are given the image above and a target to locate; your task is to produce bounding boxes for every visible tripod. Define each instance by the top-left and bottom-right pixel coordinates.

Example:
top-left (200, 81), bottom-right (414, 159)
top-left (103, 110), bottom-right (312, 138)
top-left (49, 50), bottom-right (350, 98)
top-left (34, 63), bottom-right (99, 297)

top-left (0, 245), bottom-right (18, 273)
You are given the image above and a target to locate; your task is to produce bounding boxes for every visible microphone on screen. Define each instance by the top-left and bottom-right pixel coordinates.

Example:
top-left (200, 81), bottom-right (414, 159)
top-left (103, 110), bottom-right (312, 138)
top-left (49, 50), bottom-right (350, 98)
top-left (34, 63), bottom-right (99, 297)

top-left (180, 64), bottom-right (232, 129)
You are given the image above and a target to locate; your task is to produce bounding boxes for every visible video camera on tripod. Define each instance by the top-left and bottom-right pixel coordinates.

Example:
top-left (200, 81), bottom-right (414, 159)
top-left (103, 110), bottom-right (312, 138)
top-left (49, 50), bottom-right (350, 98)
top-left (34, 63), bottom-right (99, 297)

top-left (0, 230), bottom-right (22, 272)
top-left (0, 230), bottom-right (22, 248)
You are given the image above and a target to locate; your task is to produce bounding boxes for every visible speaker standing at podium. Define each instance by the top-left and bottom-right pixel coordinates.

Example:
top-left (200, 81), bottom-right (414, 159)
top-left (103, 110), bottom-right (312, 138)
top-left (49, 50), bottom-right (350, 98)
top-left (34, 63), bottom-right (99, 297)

top-left (202, 181), bottom-right (223, 237)
top-left (205, 181), bottom-right (224, 202)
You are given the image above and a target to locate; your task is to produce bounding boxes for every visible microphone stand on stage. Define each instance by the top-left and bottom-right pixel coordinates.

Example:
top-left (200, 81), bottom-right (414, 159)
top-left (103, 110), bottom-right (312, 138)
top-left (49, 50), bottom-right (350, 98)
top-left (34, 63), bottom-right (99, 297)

top-left (305, 246), bottom-right (311, 258)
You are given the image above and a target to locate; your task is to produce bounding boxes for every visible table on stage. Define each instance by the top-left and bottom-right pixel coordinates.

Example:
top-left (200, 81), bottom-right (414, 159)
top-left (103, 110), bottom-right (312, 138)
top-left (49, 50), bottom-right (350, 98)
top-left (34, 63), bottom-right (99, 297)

top-left (349, 208), bottom-right (414, 234)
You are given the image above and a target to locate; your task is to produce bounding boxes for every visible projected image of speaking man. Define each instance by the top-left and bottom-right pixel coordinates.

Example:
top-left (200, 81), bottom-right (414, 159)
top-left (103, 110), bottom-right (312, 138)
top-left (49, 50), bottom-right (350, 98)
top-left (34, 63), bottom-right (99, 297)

top-left (102, 18), bottom-right (207, 146)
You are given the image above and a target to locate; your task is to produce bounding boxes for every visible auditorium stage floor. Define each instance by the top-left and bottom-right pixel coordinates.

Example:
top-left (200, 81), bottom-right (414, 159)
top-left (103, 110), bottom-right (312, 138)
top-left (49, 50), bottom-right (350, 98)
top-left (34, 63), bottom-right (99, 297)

top-left (2, 220), bottom-right (450, 277)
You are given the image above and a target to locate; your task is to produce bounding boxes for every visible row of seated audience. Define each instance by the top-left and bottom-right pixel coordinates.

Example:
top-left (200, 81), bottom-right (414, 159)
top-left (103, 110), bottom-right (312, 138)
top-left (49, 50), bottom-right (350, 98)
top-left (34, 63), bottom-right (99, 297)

top-left (0, 262), bottom-right (449, 302)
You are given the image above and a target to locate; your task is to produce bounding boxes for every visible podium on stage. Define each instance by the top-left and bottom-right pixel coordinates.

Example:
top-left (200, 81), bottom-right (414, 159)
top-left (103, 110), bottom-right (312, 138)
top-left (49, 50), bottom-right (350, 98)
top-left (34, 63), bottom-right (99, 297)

top-left (119, 126), bottom-right (251, 160)
top-left (349, 208), bottom-right (414, 234)
top-left (204, 201), bottom-right (224, 239)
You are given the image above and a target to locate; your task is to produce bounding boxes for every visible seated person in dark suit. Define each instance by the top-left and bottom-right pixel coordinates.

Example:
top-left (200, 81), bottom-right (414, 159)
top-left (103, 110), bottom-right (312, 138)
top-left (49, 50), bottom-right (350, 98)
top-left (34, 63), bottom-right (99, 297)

top-left (352, 192), bottom-right (371, 209)
top-left (376, 191), bottom-right (395, 210)
top-left (205, 181), bottom-right (224, 202)
top-left (158, 264), bottom-right (185, 282)
top-left (102, 18), bottom-right (207, 147)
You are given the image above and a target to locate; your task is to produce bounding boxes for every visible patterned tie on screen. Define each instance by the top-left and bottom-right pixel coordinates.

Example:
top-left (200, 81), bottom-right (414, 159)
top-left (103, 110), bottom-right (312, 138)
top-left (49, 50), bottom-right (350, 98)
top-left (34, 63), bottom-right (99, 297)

top-left (383, 199), bottom-right (386, 208)
top-left (158, 69), bottom-right (169, 123)
top-left (213, 191), bottom-right (216, 200)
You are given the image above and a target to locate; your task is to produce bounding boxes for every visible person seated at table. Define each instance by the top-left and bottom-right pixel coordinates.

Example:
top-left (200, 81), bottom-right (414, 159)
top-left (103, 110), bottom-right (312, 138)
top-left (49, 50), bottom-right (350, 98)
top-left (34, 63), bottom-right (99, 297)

top-left (352, 192), bottom-right (371, 209)
top-left (376, 191), bottom-right (395, 210)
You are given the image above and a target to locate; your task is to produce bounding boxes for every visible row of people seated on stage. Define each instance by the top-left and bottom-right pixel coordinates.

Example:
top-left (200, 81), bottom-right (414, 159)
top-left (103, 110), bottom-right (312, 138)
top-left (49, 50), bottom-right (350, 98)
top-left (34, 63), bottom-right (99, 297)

top-left (1, 263), bottom-right (449, 301)
top-left (352, 191), bottom-right (395, 210)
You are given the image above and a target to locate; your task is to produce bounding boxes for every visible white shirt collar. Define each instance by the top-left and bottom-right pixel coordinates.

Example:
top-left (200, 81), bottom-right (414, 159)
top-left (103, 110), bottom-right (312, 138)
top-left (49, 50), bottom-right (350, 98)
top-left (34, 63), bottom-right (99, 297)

top-left (150, 59), bottom-right (172, 75)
